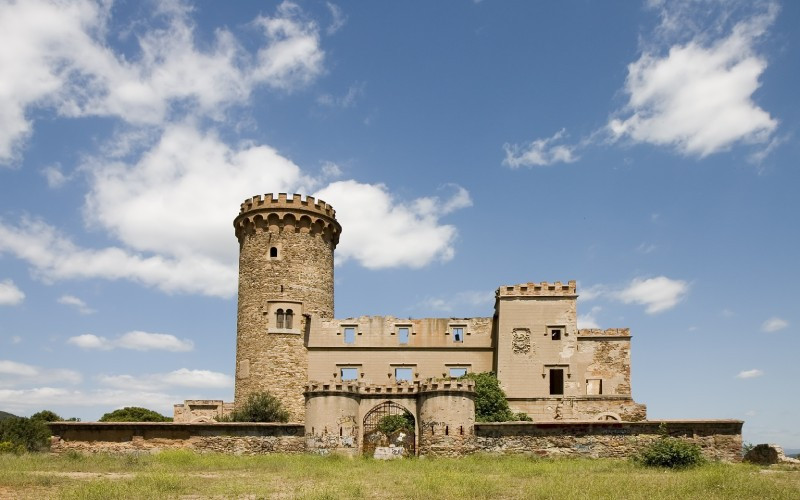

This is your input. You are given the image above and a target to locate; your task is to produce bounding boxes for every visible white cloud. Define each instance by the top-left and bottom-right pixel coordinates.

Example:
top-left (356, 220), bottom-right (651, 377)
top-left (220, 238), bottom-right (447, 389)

top-left (317, 82), bottom-right (364, 108)
top-left (0, 360), bottom-right (82, 388)
top-left (636, 242), bottom-right (657, 254)
top-left (316, 181), bottom-right (470, 269)
top-left (578, 306), bottom-right (602, 329)
top-left (42, 164), bottom-right (69, 188)
top-left (0, 279), bottom-right (25, 306)
top-left (617, 276), bottom-right (689, 314)
top-left (578, 283), bottom-right (608, 302)
top-left (67, 331), bottom-right (193, 352)
top-left (0, 0), bottom-right (324, 164)
top-left (608, 2), bottom-right (778, 157)
top-left (736, 369), bottom-right (764, 379)
top-left (420, 290), bottom-right (493, 314)
top-left (325, 2), bottom-right (347, 35)
top-left (761, 317), bottom-right (788, 333)
top-left (99, 368), bottom-right (233, 391)
top-left (0, 387), bottom-right (178, 418)
top-left (57, 294), bottom-right (95, 314)
top-left (502, 129), bottom-right (578, 168)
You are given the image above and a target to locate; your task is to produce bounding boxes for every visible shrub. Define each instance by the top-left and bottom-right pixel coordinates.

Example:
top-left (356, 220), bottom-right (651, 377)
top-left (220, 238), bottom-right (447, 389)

top-left (0, 417), bottom-right (51, 452)
top-left (0, 441), bottom-right (26, 454)
top-left (635, 429), bottom-right (704, 469)
top-left (99, 407), bottom-right (172, 422)
top-left (461, 372), bottom-right (516, 422)
top-left (221, 392), bottom-right (289, 423)
top-left (30, 410), bottom-right (63, 422)
top-left (377, 413), bottom-right (414, 434)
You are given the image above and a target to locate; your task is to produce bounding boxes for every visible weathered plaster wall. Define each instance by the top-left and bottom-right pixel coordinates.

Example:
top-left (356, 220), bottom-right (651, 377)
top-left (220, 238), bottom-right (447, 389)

top-left (508, 397), bottom-right (647, 422)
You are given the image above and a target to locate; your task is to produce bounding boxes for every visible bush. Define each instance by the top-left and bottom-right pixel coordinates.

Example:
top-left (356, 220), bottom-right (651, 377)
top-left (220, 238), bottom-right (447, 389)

top-left (0, 441), bottom-right (26, 454)
top-left (0, 417), bottom-right (51, 452)
top-left (635, 427), bottom-right (704, 468)
top-left (461, 372), bottom-right (516, 422)
top-left (221, 392), bottom-right (289, 423)
top-left (99, 407), bottom-right (172, 422)
top-left (377, 413), bottom-right (414, 434)
top-left (30, 410), bottom-right (63, 422)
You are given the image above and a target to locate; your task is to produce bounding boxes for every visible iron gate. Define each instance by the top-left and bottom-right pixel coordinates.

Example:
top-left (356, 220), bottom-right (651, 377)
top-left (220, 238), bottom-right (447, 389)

top-left (362, 401), bottom-right (416, 457)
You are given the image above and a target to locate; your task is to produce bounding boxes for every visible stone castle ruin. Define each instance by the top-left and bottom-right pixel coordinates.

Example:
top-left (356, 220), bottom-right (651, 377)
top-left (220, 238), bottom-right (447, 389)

top-left (50, 193), bottom-right (742, 460)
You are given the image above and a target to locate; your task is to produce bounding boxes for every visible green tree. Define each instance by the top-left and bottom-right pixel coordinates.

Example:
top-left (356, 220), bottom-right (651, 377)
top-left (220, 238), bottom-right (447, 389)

top-left (221, 392), bottom-right (289, 423)
top-left (30, 410), bottom-right (63, 422)
top-left (0, 417), bottom-right (50, 452)
top-left (377, 413), bottom-right (414, 434)
top-left (99, 407), bottom-right (172, 422)
top-left (461, 372), bottom-right (517, 422)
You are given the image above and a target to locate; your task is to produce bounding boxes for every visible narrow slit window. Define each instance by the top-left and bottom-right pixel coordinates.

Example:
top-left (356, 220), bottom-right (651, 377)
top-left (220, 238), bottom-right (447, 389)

top-left (284, 309), bottom-right (293, 329)
top-left (549, 369), bottom-right (564, 395)
top-left (275, 309), bottom-right (284, 329)
top-left (343, 327), bottom-right (356, 344)
top-left (398, 327), bottom-right (410, 344)
top-left (452, 327), bottom-right (464, 343)
top-left (395, 367), bottom-right (413, 381)
top-left (340, 367), bottom-right (358, 380)
top-left (269, 247), bottom-right (278, 258)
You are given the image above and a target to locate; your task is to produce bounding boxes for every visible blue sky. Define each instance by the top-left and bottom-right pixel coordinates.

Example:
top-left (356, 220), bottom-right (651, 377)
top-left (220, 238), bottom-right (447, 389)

top-left (0, 0), bottom-right (798, 448)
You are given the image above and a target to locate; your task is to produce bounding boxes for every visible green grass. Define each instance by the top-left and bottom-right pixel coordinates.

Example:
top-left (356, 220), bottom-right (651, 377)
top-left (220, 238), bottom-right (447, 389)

top-left (0, 451), bottom-right (797, 499)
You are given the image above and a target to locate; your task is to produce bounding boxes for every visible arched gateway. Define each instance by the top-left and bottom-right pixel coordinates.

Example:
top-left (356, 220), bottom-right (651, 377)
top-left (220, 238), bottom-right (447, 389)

top-left (362, 401), bottom-right (416, 457)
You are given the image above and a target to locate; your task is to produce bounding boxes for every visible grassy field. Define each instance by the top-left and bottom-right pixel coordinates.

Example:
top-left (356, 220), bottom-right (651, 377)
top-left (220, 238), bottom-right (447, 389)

top-left (0, 451), bottom-right (798, 499)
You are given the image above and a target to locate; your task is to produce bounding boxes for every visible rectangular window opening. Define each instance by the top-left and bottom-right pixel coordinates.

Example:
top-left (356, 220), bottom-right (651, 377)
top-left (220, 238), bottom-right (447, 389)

top-left (343, 327), bottom-right (356, 344)
top-left (549, 369), bottom-right (564, 395)
top-left (395, 367), bottom-right (413, 382)
top-left (449, 367), bottom-right (468, 378)
top-left (550, 328), bottom-right (562, 340)
top-left (340, 367), bottom-right (358, 381)
top-left (398, 327), bottom-right (410, 345)
top-left (452, 327), bottom-right (464, 343)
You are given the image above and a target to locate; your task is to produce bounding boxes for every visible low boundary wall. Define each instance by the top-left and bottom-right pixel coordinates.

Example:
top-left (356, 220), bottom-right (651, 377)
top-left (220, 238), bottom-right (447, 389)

top-left (49, 420), bottom-right (742, 461)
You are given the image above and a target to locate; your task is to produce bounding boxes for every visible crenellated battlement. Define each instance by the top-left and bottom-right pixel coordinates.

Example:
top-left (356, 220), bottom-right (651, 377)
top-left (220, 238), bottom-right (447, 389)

top-left (577, 328), bottom-right (631, 337)
top-left (233, 193), bottom-right (342, 247)
top-left (496, 280), bottom-right (577, 298)
top-left (239, 193), bottom-right (337, 218)
top-left (303, 378), bottom-right (475, 396)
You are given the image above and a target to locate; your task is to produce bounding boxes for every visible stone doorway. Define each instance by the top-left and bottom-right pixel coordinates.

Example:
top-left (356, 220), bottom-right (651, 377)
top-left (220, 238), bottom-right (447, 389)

top-left (362, 401), bottom-right (416, 458)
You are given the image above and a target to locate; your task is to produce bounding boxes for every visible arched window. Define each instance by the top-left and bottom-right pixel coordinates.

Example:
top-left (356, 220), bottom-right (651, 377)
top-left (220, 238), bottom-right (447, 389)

top-left (276, 309), bottom-right (284, 329)
top-left (269, 247), bottom-right (278, 258)
top-left (285, 309), bottom-right (293, 329)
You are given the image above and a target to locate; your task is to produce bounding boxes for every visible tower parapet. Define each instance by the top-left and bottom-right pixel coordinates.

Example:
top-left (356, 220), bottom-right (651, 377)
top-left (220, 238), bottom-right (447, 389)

top-left (234, 193), bottom-right (341, 247)
top-left (496, 280), bottom-right (577, 298)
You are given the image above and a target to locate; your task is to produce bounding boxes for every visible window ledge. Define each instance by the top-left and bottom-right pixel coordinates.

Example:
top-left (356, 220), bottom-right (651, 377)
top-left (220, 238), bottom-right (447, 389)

top-left (268, 328), bottom-right (301, 335)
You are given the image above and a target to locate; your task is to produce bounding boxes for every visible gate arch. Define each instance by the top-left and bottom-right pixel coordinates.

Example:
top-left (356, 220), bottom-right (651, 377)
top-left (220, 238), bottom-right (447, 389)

top-left (362, 401), bottom-right (416, 457)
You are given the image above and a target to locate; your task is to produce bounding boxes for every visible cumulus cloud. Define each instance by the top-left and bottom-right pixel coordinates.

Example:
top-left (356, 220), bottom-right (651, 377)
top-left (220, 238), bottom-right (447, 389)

top-left (98, 368), bottom-right (233, 391)
top-left (608, 1), bottom-right (778, 157)
top-left (761, 317), bottom-right (788, 333)
top-left (502, 129), bottom-right (579, 168)
top-left (0, 360), bottom-right (82, 388)
top-left (579, 276), bottom-right (688, 314)
top-left (57, 295), bottom-right (95, 314)
top-left (67, 331), bottom-right (193, 352)
top-left (616, 276), bottom-right (689, 314)
top-left (0, 387), bottom-right (179, 417)
top-left (0, 279), bottom-right (25, 306)
top-left (578, 306), bottom-right (602, 329)
top-left (0, 0), bottom-right (324, 164)
top-left (736, 369), bottom-right (764, 379)
top-left (316, 181), bottom-right (471, 269)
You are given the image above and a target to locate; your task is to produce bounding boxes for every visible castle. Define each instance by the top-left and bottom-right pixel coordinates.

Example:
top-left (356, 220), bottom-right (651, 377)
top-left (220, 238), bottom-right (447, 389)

top-left (175, 193), bottom-right (648, 455)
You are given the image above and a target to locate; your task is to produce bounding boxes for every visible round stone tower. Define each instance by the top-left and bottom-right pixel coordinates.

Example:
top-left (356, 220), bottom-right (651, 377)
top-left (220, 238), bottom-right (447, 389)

top-left (233, 193), bottom-right (341, 421)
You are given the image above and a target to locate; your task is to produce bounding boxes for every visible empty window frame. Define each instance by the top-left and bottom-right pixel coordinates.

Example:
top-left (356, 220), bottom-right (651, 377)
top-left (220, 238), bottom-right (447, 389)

top-left (549, 369), bottom-right (564, 395)
top-left (398, 327), bottom-right (410, 344)
top-left (284, 309), bottom-right (293, 329)
top-left (275, 309), bottom-right (285, 329)
top-left (549, 327), bottom-right (563, 340)
top-left (343, 327), bottom-right (356, 344)
top-left (452, 327), bottom-right (464, 342)
top-left (340, 367), bottom-right (359, 381)
top-left (269, 247), bottom-right (278, 258)
top-left (395, 367), bottom-right (413, 381)
top-left (586, 378), bottom-right (603, 395)
top-left (449, 367), bottom-right (468, 378)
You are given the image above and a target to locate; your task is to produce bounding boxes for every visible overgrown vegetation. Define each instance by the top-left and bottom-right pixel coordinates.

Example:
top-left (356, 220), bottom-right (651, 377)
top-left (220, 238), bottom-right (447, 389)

top-left (0, 452), bottom-right (797, 499)
top-left (217, 392), bottom-right (289, 422)
top-left (0, 417), bottom-right (50, 453)
top-left (99, 407), bottom-right (172, 422)
top-left (635, 424), bottom-right (705, 469)
top-left (0, 410), bottom-right (17, 421)
top-left (461, 372), bottom-right (532, 422)
top-left (377, 413), bottom-right (414, 434)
